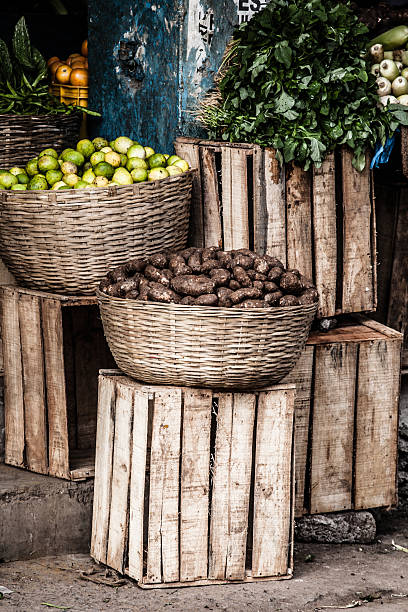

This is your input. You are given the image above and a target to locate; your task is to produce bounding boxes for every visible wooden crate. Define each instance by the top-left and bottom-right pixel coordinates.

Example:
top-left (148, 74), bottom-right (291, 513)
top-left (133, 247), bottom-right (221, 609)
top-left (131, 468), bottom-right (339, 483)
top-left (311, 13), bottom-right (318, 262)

top-left (2, 286), bottom-right (115, 480)
top-left (175, 137), bottom-right (376, 319)
top-left (375, 181), bottom-right (408, 369)
top-left (91, 371), bottom-right (295, 588)
top-left (284, 316), bottom-right (402, 517)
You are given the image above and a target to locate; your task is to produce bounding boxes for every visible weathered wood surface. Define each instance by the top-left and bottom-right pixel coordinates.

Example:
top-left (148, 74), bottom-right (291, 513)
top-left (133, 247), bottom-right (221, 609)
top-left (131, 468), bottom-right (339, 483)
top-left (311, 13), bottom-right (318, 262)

top-left (174, 140), bottom-right (204, 248)
top-left (202, 147), bottom-right (222, 248)
top-left (2, 288), bottom-right (24, 467)
top-left (252, 389), bottom-right (295, 577)
top-left (42, 299), bottom-right (70, 479)
top-left (18, 294), bottom-right (47, 475)
top-left (313, 153), bottom-right (337, 317)
top-left (341, 148), bottom-right (375, 313)
top-left (283, 346), bottom-right (314, 516)
top-left (91, 372), bottom-right (295, 587)
top-left (285, 162), bottom-right (313, 281)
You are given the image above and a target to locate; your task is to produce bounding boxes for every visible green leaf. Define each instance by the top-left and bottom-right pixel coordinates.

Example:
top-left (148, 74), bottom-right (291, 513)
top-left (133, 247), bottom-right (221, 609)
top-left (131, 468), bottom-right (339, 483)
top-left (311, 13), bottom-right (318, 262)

top-left (0, 39), bottom-right (13, 83)
top-left (275, 91), bottom-right (295, 114)
top-left (12, 17), bottom-right (33, 69)
top-left (274, 41), bottom-right (292, 69)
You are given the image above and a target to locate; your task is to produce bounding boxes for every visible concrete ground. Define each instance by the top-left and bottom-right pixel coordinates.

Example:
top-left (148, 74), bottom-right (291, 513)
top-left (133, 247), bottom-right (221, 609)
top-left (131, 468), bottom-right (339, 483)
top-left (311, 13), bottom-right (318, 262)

top-left (0, 509), bottom-right (407, 612)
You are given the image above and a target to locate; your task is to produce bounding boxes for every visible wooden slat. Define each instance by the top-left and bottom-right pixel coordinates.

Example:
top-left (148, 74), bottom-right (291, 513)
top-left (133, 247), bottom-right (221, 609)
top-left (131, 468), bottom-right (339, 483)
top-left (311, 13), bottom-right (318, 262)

top-left (3, 285), bottom-right (96, 306)
top-left (222, 147), bottom-right (249, 250)
top-left (354, 339), bottom-right (400, 509)
top-left (128, 390), bottom-right (149, 582)
top-left (0, 259), bottom-right (15, 286)
top-left (354, 315), bottom-right (403, 339)
top-left (313, 153), bottom-right (337, 317)
top-left (106, 381), bottom-right (134, 573)
top-left (254, 148), bottom-right (287, 264)
top-left (341, 148), bottom-right (375, 313)
top-left (252, 387), bottom-right (295, 577)
top-left (283, 346), bottom-right (314, 516)
top-left (2, 287), bottom-right (24, 466)
top-left (201, 147), bottom-right (222, 248)
top-left (310, 342), bottom-right (357, 514)
top-left (146, 388), bottom-right (181, 584)
top-left (209, 393), bottom-right (255, 581)
top-left (90, 375), bottom-right (116, 564)
top-left (285, 162), bottom-right (313, 279)
top-left (18, 293), bottom-right (47, 474)
top-left (387, 190), bottom-right (408, 345)
top-left (180, 388), bottom-right (212, 582)
top-left (174, 140), bottom-right (204, 247)
top-left (41, 299), bottom-right (70, 479)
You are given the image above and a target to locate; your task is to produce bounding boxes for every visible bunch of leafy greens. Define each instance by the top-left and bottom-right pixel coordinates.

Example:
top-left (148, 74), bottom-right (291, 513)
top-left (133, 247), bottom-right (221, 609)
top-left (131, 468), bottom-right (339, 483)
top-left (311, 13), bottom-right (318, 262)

top-left (0, 17), bottom-right (98, 117)
top-left (200, 0), bottom-right (408, 170)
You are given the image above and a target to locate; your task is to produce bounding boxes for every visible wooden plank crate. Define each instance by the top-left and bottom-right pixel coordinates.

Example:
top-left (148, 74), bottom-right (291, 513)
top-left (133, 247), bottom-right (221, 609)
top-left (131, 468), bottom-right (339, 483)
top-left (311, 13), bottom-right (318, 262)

top-left (91, 371), bottom-right (295, 588)
top-left (2, 286), bottom-right (115, 480)
top-left (283, 316), bottom-right (402, 517)
top-left (175, 137), bottom-right (376, 319)
top-left (375, 181), bottom-right (408, 369)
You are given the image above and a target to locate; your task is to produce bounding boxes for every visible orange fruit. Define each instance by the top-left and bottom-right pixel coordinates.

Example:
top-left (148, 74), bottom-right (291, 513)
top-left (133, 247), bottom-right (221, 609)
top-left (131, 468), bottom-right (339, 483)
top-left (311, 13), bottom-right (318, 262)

top-left (55, 64), bottom-right (72, 84)
top-left (71, 60), bottom-right (86, 69)
top-left (49, 60), bottom-right (64, 79)
top-left (84, 59), bottom-right (88, 69)
top-left (47, 56), bottom-right (59, 66)
top-left (81, 40), bottom-right (88, 57)
top-left (70, 68), bottom-right (88, 86)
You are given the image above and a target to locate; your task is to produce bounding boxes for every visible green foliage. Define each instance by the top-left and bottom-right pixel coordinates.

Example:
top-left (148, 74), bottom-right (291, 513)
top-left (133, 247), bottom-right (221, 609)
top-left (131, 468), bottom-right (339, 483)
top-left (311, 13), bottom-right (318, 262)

top-left (203, 0), bottom-right (408, 170)
top-left (0, 17), bottom-right (98, 117)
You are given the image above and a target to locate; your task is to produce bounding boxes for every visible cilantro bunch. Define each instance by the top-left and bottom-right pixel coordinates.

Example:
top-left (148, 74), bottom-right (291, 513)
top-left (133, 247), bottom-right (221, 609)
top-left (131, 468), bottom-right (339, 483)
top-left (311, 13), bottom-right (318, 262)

top-left (201, 0), bottom-right (408, 170)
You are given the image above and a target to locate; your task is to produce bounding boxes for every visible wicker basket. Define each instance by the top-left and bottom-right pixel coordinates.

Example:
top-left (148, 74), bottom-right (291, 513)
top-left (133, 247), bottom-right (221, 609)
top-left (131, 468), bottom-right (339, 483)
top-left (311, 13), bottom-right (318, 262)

top-left (0, 113), bottom-right (81, 168)
top-left (0, 172), bottom-right (193, 295)
top-left (97, 292), bottom-right (318, 389)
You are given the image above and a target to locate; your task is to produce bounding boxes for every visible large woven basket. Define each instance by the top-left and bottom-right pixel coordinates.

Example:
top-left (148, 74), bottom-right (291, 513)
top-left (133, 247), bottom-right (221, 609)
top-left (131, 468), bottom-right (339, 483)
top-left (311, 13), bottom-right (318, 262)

top-left (97, 292), bottom-right (317, 389)
top-left (0, 171), bottom-right (193, 295)
top-left (0, 113), bottom-right (81, 167)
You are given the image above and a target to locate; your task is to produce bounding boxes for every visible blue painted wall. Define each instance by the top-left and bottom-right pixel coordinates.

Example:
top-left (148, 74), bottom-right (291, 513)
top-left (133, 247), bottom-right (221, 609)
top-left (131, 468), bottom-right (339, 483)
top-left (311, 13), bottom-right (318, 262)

top-left (88, 0), bottom-right (269, 152)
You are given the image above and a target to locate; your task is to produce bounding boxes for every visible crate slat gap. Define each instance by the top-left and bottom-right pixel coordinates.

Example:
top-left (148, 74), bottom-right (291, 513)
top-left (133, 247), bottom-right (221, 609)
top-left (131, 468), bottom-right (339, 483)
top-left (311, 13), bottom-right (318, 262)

top-left (175, 138), bottom-right (376, 319)
top-left (91, 372), bottom-right (296, 588)
top-left (2, 285), bottom-right (115, 480)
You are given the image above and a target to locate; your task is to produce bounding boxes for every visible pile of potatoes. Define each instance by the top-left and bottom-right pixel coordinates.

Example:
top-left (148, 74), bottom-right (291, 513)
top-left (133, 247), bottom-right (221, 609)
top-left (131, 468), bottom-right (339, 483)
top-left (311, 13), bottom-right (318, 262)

top-left (99, 247), bottom-right (319, 308)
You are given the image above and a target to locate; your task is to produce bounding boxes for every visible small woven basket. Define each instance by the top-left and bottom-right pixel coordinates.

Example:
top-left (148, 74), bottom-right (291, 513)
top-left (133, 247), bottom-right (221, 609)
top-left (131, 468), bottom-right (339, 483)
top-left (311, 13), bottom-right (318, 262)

top-left (0, 171), bottom-right (193, 295)
top-left (97, 292), bottom-right (317, 389)
top-left (0, 113), bottom-right (81, 167)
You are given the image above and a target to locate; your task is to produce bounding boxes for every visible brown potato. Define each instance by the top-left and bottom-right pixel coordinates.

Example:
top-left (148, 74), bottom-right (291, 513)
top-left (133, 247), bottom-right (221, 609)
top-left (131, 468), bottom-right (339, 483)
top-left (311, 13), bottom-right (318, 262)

top-left (279, 272), bottom-right (303, 295)
top-left (300, 274), bottom-right (315, 291)
top-left (169, 255), bottom-right (192, 276)
top-left (233, 266), bottom-right (252, 287)
top-left (123, 258), bottom-right (148, 276)
top-left (264, 291), bottom-right (283, 305)
top-left (235, 248), bottom-right (256, 260)
top-left (264, 281), bottom-right (279, 293)
top-left (210, 268), bottom-right (231, 287)
top-left (254, 272), bottom-right (267, 281)
top-left (279, 294), bottom-right (300, 307)
top-left (138, 278), bottom-right (150, 300)
top-left (253, 257), bottom-right (270, 275)
top-left (180, 296), bottom-right (197, 305)
top-left (187, 251), bottom-right (202, 273)
top-left (230, 287), bottom-right (263, 305)
top-left (232, 254), bottom-right (253, 269)
top-left (217, 287), bottom-right (233, 307)
top-left (195, 294), bottom-right (218, 306)
top-left (125, 289), bottom-right (139, 299)
top-left (202, 246), bottom-right (219, 261)
top-left (253, 280), bottom-right (264, 291)
top-left (216, 251), bottom-right (233, 269)
top-left (232, 300), bottom-right (268, 308)
top-left (264, 255), bottom-right (284, 268)
top-left (144, 264), bottom-right (172, 286)
top-left (287, 268), bottom-right (300, 277)
top-left (299, 288), bottom-right (319, 304)
top-left (148, 282), bottom-right (180, 303)
top-left (229, 279), bottom-right (241, 290)
top-left (179, 247), bottom-right (198, 260)
top-left (107, 266), bottom-right (126, 284)
top-left (99, 277), bottom-right (110, 293)
top-left (150, 253), bottom-right (168, 269)
top-left (117, 278), bottom-right (140, 296)
top-left (200, 259), bottom-right (220, 273)
top-left (268, 266), bottom-right (284, 282)
top-left (170, 274), bottom-right (216, 296)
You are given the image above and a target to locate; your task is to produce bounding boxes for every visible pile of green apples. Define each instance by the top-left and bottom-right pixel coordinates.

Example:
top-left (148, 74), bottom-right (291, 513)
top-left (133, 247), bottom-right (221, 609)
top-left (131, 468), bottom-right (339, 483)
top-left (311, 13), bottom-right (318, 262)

top-left (0, 136), bottom-right (190, 191)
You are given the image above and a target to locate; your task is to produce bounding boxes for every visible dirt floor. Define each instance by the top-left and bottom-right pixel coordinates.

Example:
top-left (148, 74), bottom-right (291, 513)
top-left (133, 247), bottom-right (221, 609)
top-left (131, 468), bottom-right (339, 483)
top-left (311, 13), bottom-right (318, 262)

top-left (0, 509), bottom-right (406, 612)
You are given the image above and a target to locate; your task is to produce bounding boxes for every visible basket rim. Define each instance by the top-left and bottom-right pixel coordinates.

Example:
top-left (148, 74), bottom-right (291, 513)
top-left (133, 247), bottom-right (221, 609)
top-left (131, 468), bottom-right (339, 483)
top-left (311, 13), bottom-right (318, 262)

top-left (96, 288), bottom-right (318, 318)
top-left (0, 169), bottom-right (196, 203)
top-left (0, 112), bottom-right (81, 120)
